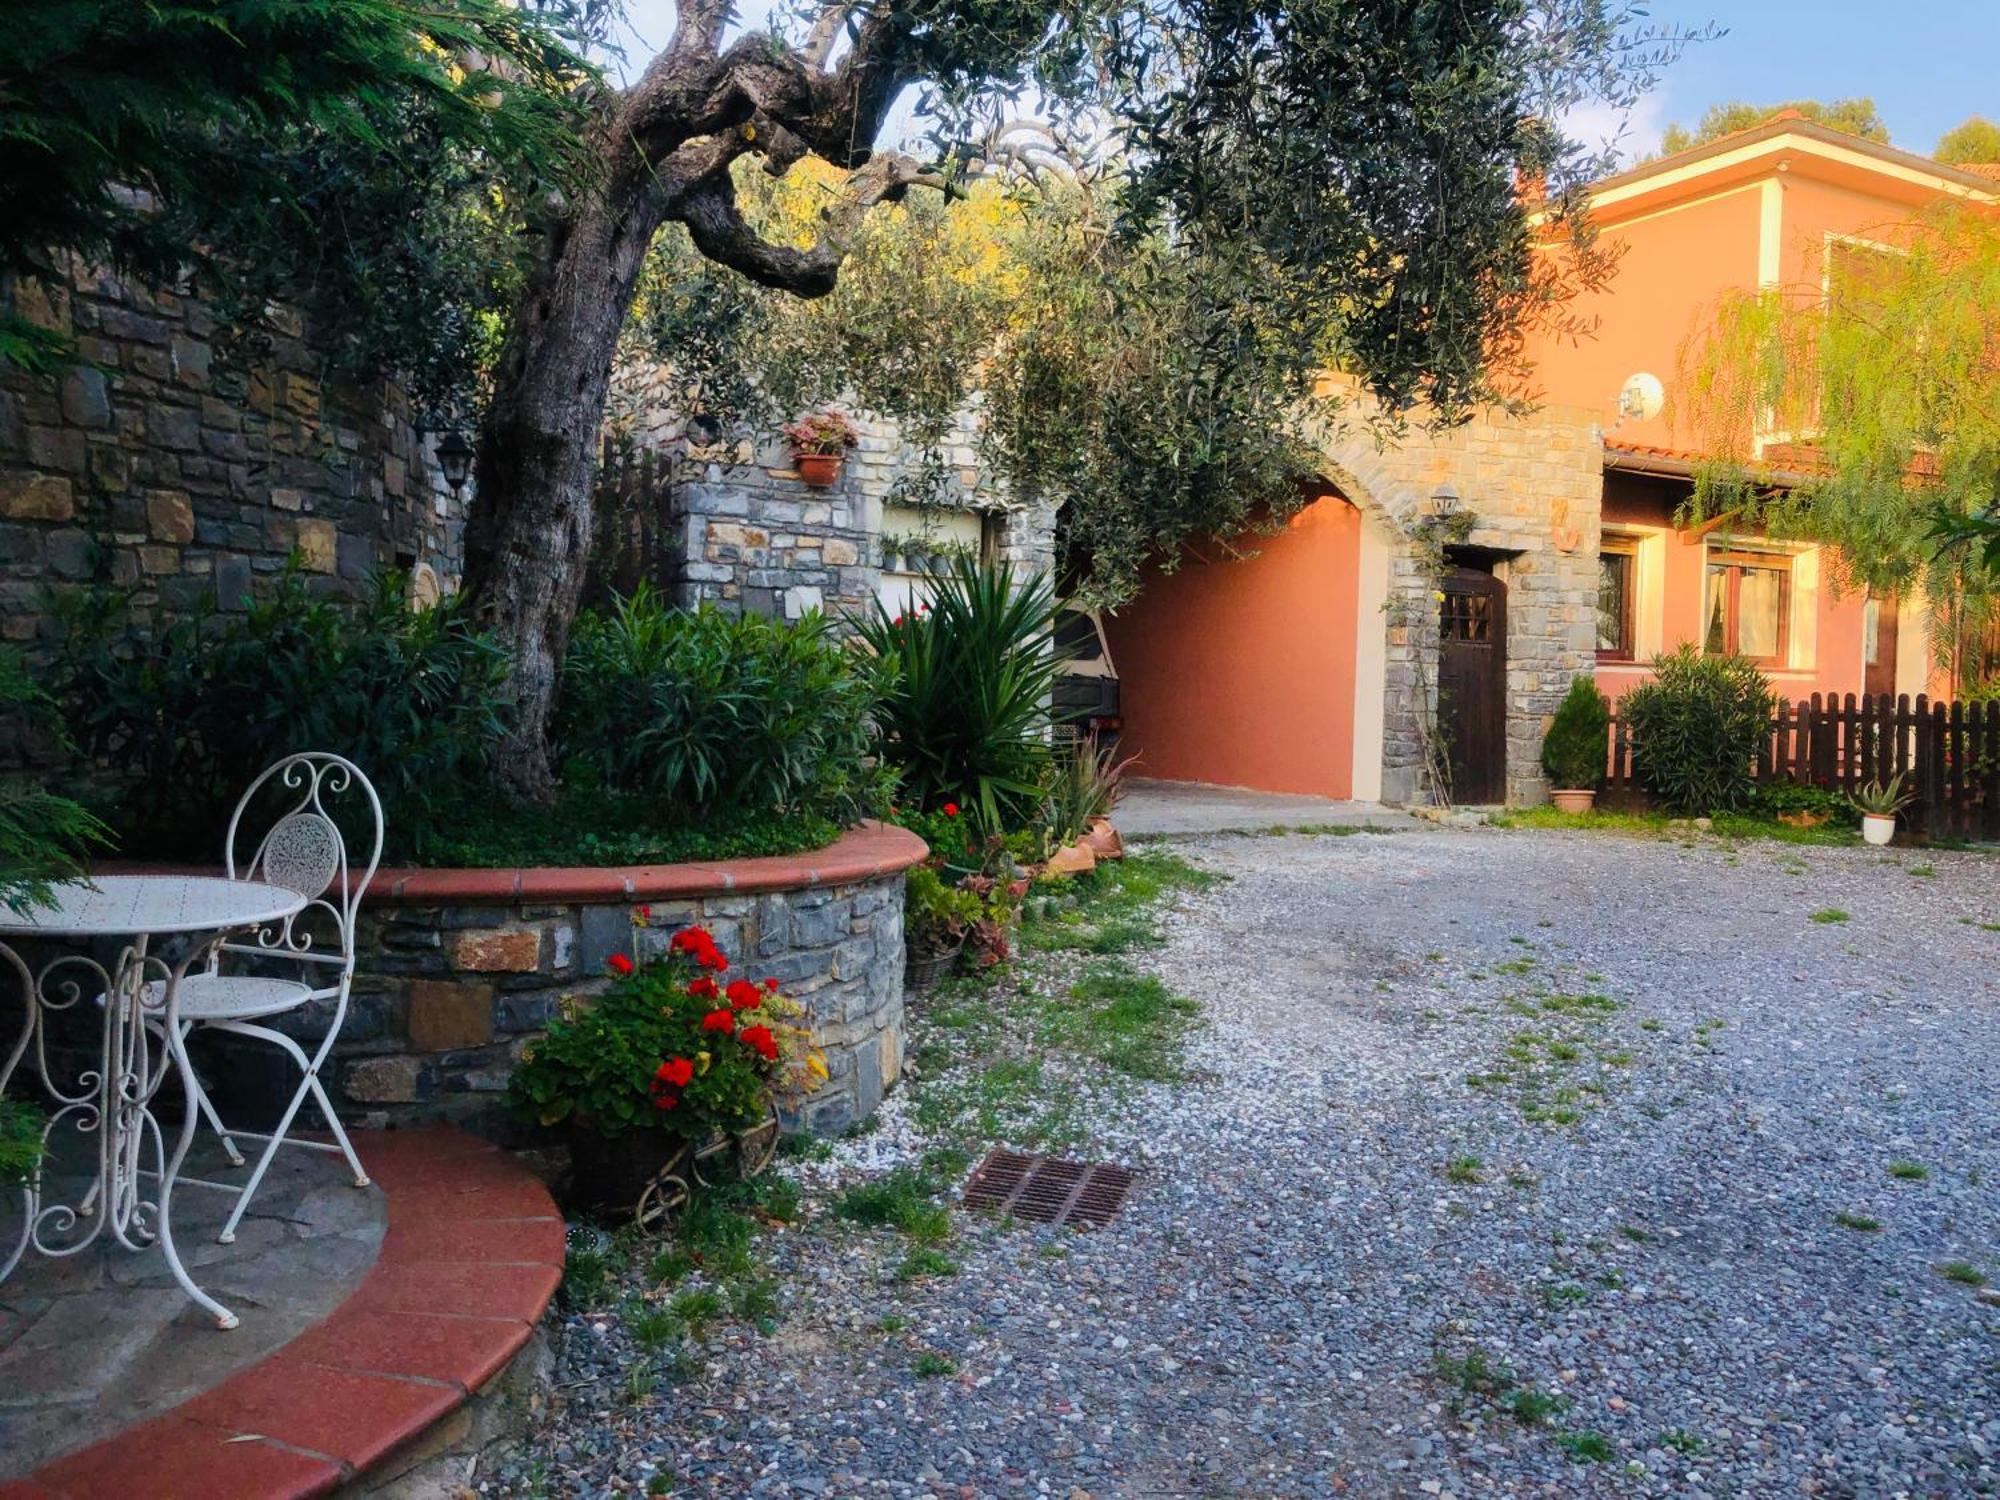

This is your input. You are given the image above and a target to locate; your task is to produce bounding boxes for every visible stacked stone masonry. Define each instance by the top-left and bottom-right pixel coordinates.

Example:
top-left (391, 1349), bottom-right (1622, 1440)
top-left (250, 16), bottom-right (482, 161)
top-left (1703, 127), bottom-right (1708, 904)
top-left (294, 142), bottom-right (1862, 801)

top-left (335, 847), bottom-right (914, 1141)
top-left (0, 267), bottom-right (464, 652)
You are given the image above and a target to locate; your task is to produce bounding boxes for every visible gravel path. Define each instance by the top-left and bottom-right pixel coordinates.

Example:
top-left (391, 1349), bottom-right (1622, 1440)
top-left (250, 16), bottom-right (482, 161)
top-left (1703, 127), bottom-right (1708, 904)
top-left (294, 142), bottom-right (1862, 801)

top-left (499, 827), bottom-right (2000, 1498)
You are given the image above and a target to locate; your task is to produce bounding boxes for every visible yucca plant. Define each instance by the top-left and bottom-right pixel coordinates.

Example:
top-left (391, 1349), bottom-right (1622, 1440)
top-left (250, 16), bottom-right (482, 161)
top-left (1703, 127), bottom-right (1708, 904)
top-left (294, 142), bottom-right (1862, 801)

top-left (857, 556), bottom-right (1068, 836)
top-left (1041, 738), bottom-right (1137, 848)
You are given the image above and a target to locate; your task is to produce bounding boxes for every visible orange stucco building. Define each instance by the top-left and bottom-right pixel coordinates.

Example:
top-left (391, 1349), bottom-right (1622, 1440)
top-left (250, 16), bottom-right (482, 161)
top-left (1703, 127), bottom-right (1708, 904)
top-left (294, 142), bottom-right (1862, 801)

top-left (1104, 116), bottom-right (1998, 806)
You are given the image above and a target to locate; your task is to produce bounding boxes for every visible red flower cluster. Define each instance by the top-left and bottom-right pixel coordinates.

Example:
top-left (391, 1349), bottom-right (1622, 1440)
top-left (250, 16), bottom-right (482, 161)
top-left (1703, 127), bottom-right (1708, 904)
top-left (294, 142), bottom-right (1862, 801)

top-left (606, 953), bottom-right (635, 976)
top-left (739, 1024), bottom-right (778, 1062)
top-left (942, 802), bottom-right (959, 818)
top-left (688, 975), bottom-right (719, 1001)
top-left (650, 1054), bottom-right (694, 1109)
top-left (701, 1008), bottom-right (735, 1035)
top-left (670, 927), bottom-right (728, 971)
top-left (725, 979), bottom-right (763, 1010)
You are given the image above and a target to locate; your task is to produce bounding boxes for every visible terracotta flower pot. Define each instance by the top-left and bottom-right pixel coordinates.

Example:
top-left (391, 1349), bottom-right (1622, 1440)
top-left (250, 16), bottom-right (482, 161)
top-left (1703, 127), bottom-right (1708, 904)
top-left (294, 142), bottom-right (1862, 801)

top-left (1044, 841), bottom-right (1098, 877)
top-left (1548, 788), bottom-right (1597, 814)
top-left (1082, 816), bottom-right (1125, 860)
top-left (794, 451), bottom-right (843, 487)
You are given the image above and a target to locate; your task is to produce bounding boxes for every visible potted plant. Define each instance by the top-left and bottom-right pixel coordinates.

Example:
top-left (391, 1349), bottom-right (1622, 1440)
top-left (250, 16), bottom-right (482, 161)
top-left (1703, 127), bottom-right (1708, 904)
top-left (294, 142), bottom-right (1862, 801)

top-left (1540, 675), bottom-right (1611, 813)
top-left (781, 410), bottom-right (859, 487)
top-left (904, 863), bottom-right (980, 989)
top-left (1851, 774), bottom-right (1913, 846)
top-left (508, 918), bottom-right (828, 1216)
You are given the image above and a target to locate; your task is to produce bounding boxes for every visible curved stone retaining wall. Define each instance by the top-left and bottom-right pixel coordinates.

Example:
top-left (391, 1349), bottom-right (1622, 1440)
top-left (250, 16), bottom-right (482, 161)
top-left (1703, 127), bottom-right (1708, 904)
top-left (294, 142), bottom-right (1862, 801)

top-left (332, 822), bottom-right (925, 1140)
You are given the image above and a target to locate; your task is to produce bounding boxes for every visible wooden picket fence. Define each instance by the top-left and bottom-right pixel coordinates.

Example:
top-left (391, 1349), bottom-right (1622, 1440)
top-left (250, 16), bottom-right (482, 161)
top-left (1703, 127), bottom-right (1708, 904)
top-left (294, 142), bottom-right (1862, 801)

top-left (1605, 694), bottom-right (2000, 841)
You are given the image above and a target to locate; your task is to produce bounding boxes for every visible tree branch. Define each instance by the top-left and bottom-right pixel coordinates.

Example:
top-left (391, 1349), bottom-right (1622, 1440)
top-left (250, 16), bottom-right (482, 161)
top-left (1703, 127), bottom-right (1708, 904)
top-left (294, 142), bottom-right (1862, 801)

top-left (675, 152), bottom-right (960, 296)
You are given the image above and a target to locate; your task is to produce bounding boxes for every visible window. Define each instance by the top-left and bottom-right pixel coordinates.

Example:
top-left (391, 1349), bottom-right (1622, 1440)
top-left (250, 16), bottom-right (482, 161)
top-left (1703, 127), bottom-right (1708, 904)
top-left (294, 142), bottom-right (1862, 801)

top-left (1705, 549), bottom-right (1792, 666)
top-left (1597, 542), bottom-right (1637, 661)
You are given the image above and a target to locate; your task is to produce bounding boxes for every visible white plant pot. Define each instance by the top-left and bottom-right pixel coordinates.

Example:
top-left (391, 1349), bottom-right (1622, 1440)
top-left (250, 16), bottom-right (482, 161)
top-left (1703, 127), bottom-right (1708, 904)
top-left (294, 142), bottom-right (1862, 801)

top-left (1861, 813), bottom-right (1895, 847)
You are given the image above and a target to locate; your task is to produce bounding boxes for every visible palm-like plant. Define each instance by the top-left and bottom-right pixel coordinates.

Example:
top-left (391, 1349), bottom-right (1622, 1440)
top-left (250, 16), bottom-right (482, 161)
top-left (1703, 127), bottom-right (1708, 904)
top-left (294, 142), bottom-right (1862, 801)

top-left (858, 557), bottom-right (1068, 835)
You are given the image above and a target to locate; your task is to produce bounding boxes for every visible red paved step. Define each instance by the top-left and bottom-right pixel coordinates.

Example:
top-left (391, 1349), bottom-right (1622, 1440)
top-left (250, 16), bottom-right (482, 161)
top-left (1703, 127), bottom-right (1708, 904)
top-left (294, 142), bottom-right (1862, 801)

top-left (18, 1126), bottom-right (562, 1500)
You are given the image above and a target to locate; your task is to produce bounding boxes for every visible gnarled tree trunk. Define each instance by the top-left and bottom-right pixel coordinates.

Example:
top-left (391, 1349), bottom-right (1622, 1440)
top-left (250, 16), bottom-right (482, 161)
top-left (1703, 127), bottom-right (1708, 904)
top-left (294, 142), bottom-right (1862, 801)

top-left (462, 7), bottom-right (964, 800)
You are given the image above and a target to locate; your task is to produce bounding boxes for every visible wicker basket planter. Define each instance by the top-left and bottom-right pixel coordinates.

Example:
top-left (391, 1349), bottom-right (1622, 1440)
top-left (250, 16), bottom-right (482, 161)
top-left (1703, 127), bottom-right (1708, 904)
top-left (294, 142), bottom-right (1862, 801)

top-left (905, 938), bottom-right (963, 991)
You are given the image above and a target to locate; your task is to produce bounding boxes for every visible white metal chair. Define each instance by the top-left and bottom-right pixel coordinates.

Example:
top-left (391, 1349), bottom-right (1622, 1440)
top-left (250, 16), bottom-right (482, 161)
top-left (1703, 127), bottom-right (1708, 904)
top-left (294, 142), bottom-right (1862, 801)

top-left (154, 753), bottom-right (382, 1243)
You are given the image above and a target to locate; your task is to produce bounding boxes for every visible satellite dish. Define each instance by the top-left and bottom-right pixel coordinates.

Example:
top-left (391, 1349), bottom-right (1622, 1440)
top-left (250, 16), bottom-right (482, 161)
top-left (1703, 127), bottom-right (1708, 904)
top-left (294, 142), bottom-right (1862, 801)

top-left (1618, 372), bottom-right (1664, 423)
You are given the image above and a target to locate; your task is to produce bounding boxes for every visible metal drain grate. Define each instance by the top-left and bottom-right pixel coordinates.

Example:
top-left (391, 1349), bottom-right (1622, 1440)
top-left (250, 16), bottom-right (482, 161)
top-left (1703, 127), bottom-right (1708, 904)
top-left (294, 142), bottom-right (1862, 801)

top-left (961, 1148), bottom-right (1137, 1229)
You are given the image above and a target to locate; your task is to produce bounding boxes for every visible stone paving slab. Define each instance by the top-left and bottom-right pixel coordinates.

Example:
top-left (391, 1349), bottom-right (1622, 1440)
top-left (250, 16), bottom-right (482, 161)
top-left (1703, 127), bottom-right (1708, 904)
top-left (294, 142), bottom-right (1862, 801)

top-left (3, 1125), bottom-right (561, 1499)
top-left (0, 1142), bottom-right (385, 1477)
top-left (1115, 776), bottom-right (1422, 837)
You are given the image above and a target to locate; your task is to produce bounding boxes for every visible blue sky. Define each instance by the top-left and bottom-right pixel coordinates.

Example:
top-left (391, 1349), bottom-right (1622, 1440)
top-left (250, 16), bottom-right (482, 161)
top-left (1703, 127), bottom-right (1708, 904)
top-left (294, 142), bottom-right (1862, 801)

top-left (611, 1), bottom-right (1997, 163)
top-left (1606, 1), bottom-right (1997, 161)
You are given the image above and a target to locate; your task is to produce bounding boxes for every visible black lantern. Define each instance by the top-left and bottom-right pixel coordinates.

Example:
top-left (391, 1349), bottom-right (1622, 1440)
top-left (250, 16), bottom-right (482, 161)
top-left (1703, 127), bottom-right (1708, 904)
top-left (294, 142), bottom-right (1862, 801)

top-left (434, 429), bottom-right (475, 495)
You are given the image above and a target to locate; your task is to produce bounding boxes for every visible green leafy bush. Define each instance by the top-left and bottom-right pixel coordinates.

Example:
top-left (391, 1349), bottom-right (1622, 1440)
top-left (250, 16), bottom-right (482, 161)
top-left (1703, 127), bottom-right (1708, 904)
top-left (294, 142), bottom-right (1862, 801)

top-left (45, 569), bottom-right (506, 860)
top-left (0, 649), bottom-right (107, 913)
top-left (1621, 646), bottom-right (1774, 815)
top-left (555, 588), bottom-right (889, 827)
top-left (0, 1098), bottom-right (43, 1185)
top-left (1539, 676), bottom-right (1610, 791)
top-left (857, 557), bottom-right (1064, 834)
top-left (1750, 780), bottom-right (1851, 822)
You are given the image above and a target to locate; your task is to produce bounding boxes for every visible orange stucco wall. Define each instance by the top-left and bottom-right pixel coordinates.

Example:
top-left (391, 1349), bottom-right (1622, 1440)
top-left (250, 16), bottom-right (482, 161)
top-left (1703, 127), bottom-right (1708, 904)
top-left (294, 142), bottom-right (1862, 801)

top-left (1103, 496), bottom-right (1360, 797)
top-left (1523, 184), bottom-right (1764, 449)
top-left (1594, 474), bottom-right (1871, 707)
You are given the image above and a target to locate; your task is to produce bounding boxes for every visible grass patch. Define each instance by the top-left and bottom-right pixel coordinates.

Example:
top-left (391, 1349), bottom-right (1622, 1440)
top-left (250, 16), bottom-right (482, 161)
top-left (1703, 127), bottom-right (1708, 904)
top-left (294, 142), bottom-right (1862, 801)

top-left (1508, 1389), bottom-right (1570, 1425)
top-left (1658, 1429), bottom-right (1705, 1455)
top-left (895, 1247), bottom-right (961, 1282)
top-left (1444, 1155), bottom-right (1483, 1185)
top-left (1557, 1431), bottom-right (1614, 1463)
top-left (912, 1351), bottom-right (956, 1378)
top-left (1888, 1160), bottom-right (1929, 1181)
top-left (1544, 1282), bottom-right (1589, 1309)
top-left (1809, 908), bottom-right (1851, 924)
top-left (1024, 851), bottom-right (1218, 957)
top-left (1938, 1260), bottom-right (1988, 1287)
top-left (1433, 1345), bottom-right (1513, 1400)
top-left (1834, 1212), bottom-right (1882, 1231)
top-left (1043, 963), bottom-right (1201, 1082)
top-left (1489, 805), bottom-right (1857, 847)
top-left (832, 1167), bottom-right (949, 1239)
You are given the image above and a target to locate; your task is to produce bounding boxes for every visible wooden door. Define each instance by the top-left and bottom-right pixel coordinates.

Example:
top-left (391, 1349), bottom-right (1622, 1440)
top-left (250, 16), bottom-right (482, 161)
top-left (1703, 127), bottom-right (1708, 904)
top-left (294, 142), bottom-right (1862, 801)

top-left (1437, 566), bottom-right (1508, 804)
top-left (1864, 594), bottom-right (1898, 700)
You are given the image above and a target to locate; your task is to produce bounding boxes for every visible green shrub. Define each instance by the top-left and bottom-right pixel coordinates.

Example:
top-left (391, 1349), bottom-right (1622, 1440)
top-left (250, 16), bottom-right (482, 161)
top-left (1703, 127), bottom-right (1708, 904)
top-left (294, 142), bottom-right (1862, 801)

top-left (0, 649), bottom-right (107, 913)
top-left (1539, 676), bottom-right (1610, 791)
top-left (556, 588), bottom-right (889, 826)
top-left (1621, 646), bottom-right (1774, 815)
top-left (857, 557), bottom-right (1065, 835)
top-left (1750, 780), bottom-right (1850, 822)
top-left (44, 570), bottom-right (505, 860)
top-left (0, 1098), bottom-right (43, 1185)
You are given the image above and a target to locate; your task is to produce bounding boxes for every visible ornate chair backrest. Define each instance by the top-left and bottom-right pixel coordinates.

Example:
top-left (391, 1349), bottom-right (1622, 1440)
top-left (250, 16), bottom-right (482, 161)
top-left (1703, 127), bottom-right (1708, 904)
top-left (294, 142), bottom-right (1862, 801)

top-left (223, 753), bottom-right (384, 966)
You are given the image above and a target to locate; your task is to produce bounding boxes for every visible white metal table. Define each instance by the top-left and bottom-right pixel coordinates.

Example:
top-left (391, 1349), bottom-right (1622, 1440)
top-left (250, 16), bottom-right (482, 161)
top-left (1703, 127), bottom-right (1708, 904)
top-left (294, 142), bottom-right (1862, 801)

top-left (0, 875), bottom-right (307, 1329)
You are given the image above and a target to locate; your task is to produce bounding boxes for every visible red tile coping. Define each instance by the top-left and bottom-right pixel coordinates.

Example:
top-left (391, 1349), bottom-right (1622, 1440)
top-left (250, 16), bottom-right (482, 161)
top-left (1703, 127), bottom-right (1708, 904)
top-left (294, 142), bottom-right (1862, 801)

top-left (20, 1126), bottom-right (563, 1500)
top-left (369, 818), bottom-right (927, 906)
top-left (93, 820), bottom-right (929, 908)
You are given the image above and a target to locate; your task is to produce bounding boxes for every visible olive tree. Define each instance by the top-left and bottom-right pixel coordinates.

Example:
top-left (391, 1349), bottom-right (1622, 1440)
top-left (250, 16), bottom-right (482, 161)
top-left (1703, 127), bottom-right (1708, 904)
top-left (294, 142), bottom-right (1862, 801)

top-left (466, 0), bottom-right (1689, 794)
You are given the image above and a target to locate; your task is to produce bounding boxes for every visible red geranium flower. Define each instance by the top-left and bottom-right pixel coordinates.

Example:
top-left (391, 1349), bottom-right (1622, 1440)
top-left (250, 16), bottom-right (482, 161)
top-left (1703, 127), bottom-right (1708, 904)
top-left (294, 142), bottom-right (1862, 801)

top-left (606, 953), bottom-right (635, 976)
top-left (655, 1055), bottom-right (695, 1088)
top-left (687, 976), bottom-right (719, 1001)
top-left (651, 1090), bottom-right (679, 1110)
top-left (725, 979), bottom-right (762, 1010)
top-left (942, 802), bottom-right (959, 817)
top-left (763, 977), bottom-right (779, 993)
top-left (739, 1024), bottom-right (779, 1062)
top-left (701, 1008), bottom-right (736, 1034)
top-left (669, 927), bottom-right (728, 970)
top-left (635, 904), bottom-right (652, 921)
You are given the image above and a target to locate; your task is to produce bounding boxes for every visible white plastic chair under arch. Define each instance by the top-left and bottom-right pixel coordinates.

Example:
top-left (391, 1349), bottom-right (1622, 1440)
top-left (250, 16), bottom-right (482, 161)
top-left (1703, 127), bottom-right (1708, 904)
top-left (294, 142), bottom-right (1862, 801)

top-left (155, 753), bottom-right (382, 1243)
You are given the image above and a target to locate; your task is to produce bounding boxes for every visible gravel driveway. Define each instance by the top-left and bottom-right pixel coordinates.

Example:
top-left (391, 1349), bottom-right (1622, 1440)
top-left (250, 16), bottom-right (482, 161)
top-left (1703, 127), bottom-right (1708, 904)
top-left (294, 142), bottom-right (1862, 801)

top-left (505, 827), bottom-right (2000, 1498)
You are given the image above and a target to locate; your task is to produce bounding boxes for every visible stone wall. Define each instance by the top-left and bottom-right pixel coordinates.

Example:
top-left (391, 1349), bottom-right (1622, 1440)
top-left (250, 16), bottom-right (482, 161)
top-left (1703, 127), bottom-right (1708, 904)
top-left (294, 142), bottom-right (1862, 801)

top-left (608, 369), bottom-right (1057, 625)
top-left (0, 267), bottom-right (465, 653)
top-left (326, 824), bottom-right (925, 1141)
top-left (1321, 402), bottom-right (1604, 806)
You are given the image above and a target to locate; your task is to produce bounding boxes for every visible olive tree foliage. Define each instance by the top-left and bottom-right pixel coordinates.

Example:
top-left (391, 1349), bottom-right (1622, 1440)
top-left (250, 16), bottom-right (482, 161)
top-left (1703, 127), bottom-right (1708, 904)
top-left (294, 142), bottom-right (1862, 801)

top-left (1678, 205), bottom-right (2000, 688)
top-left (1655, 97), bottom-right (1889, 157)
top-left (1935, 116), bottom-right (2000, 167)
top-left (0, 0), bottom-right (601, 411)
